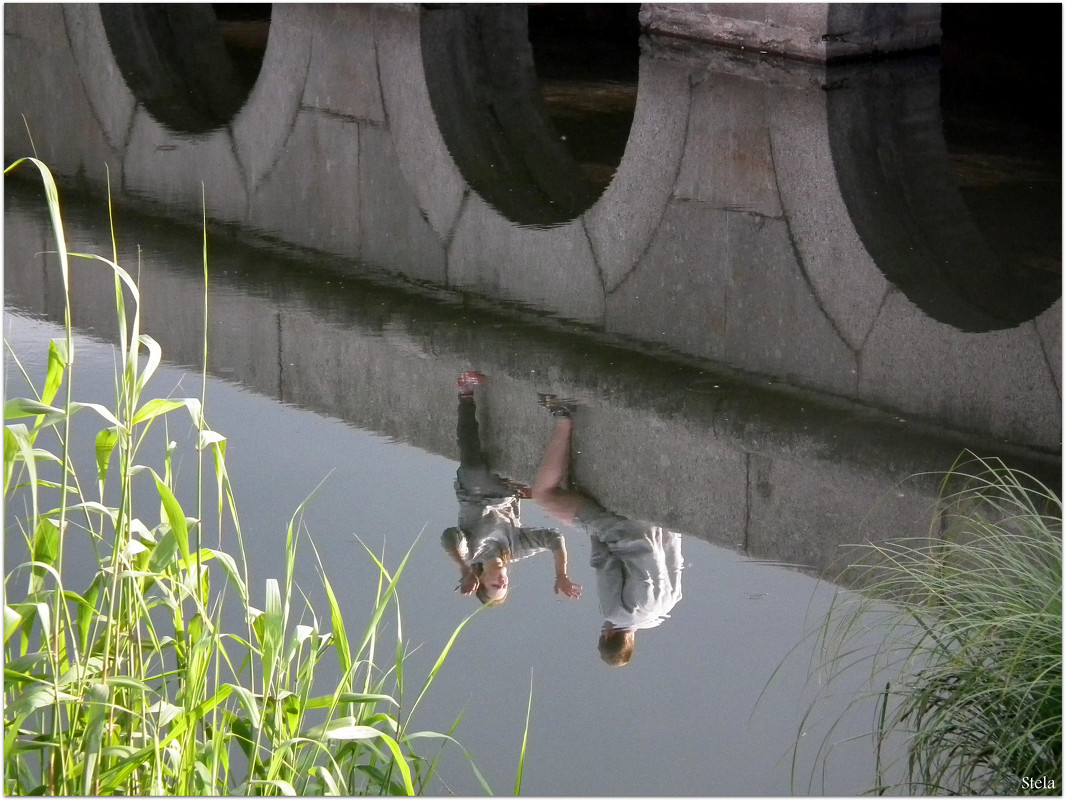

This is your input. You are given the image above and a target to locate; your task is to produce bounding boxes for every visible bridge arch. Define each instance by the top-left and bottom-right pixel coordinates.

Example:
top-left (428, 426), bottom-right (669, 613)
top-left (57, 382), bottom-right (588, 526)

top-left (826, 58), bottom-right (1060, 332)
top-left (62, 3), bottom-right (311, 205)
top-left (379, 4), bottom-right (689, 296)
top-left (97, 4), bottom-right (269, 135)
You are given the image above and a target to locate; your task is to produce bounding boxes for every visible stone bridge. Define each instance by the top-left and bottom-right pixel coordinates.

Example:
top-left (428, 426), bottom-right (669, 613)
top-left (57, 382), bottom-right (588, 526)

top-left (3, 4), bottom-right (1061, 577)
top-left (4, 3), bottom-right (1058, 450)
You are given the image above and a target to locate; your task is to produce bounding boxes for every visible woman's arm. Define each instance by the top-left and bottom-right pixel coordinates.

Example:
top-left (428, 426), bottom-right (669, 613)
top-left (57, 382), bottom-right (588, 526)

top-left (441, 527), bottom-right (478, 595)
top-left (552, 541), bottom-right (582, 599)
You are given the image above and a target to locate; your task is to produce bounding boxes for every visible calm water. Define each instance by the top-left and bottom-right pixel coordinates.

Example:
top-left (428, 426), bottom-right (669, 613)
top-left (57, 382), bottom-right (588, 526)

top-left (2, 200), bottom-right (893, 797)
top-left (3, 4), bottom-right (1061, 797)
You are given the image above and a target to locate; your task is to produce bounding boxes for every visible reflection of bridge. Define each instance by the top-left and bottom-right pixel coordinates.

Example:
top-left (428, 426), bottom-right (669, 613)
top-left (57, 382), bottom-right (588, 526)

top-left (10, 187), bottom-right (1055, 583)
top-left (3, 4), bottom-right (1061, 456)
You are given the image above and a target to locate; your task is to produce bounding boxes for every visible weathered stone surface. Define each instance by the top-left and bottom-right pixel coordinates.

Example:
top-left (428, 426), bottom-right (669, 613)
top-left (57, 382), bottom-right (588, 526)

top-left (248, 109), bottom-right (361, 258)
top-left (676, 70), bottom-right (783, 217)
top-left (824, 4), bottom-right (941, 59)
top-left (232, 4), bottom-right (313, 192)
top-left (4, 5), bottom-right (124, 188)
top-left (357, 123), bottom-right (447, 284)
top-left (606, 201), bottom-right (730, 362)
top-left (719, 212), bottom-right (857, 394)
top-left (62, 4), bottom-right (137, 156)
top-left (607, 202), bottom-right (857, 398)
top-left (1035, 299), bottom-right (1063, 399)
top-left (374, 6), bottom-right (466, 242)
top-left (860, 292), bottom-right (1062, 451)
top-left (448, 192), bottom-right (604, 325)
top-left (300, 4), bottom-right (385, 123)
top-left (124, 109), bottom-right (248, 225)
top-left (641, 3), bottom-right (829, 61)
top-left (640, 3), bottom-right (941, 62)
top-left (584, 50), bottom-right (689, 292)
top-left (768, 79), bottom-right (888, 351)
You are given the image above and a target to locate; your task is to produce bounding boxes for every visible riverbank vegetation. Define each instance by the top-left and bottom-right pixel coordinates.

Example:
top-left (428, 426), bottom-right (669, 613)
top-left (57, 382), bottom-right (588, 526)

top-left (807, 454), bottom-right (1062, 795)
top-left (3, 159), bottom-right (507, 795)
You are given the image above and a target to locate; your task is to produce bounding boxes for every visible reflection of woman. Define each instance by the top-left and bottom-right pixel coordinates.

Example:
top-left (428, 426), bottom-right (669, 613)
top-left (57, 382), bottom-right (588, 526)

top-left (532, 397), bottom-right (683, 665)
top-left (441, 372), bottom-right (582, 605)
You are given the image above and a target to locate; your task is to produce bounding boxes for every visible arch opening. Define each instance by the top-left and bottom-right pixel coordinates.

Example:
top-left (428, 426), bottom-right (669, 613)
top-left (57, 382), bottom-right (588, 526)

top-left (419, 4), bottom-right (639, 228)
top-left (100, 3), bottom-right (271, 135)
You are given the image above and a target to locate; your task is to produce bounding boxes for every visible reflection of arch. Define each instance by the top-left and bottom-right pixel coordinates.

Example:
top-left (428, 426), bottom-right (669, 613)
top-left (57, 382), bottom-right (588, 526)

top-left (99, 4), bottom-right (268, 135)
top-left (827, 58), bottom-right (1060, 332)
top-left (419, 5), bottom-right (601, 227)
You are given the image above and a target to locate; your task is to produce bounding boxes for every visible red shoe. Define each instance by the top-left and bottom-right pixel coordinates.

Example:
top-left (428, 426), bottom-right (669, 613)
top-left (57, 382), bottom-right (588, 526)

top-left (457, 371), bottom-right (487, 396)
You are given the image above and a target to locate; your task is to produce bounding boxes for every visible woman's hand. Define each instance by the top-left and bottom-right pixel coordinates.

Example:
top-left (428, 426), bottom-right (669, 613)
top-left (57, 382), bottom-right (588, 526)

top-left (457, 570), bottom-right (479, 596)
top-left (554, 574), bottom-right (582, 599)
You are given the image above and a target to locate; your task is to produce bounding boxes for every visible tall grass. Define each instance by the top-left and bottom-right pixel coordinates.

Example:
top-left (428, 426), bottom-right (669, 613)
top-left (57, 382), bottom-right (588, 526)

top-left (803, 453), bottom-right (1062, 795)
top-left (3, 159), bottom-right (511, 795)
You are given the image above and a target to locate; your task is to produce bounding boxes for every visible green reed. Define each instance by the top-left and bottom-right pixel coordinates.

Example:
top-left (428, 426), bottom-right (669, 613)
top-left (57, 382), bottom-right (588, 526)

top-left (800, 452), bottom-right (1062, 795)
top-left (3, 159), bottom-right (516, 795)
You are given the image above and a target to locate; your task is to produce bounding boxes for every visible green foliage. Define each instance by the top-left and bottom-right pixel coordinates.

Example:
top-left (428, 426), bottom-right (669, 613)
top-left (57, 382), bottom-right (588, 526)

top-left (809, 453), bottom-right (1062, 795)
top-left (3, 159), bottom-right (506, 795)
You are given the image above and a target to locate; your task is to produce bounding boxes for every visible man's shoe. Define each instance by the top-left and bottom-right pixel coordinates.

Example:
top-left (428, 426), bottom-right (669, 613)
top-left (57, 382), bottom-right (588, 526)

top-left (537, 393), bottom-right (572, 417)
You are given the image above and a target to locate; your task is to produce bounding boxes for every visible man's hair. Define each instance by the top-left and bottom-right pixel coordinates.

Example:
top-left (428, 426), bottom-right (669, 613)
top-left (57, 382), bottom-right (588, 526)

top-left (598, 629), bottom-right (635, 666)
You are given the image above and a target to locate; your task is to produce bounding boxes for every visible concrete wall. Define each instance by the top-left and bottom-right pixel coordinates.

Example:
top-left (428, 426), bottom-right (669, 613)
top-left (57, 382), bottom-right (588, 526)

top-left (3, 4), bottom-right (1059, 458)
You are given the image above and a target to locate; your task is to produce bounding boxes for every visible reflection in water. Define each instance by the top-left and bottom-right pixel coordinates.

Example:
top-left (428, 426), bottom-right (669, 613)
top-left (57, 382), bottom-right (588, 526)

top-left (3, 5), bottom-right (1062, 793)
top-left (444, 373), bottom-right (582, 606)
top-left (531, 398), bottom-right (684, 667)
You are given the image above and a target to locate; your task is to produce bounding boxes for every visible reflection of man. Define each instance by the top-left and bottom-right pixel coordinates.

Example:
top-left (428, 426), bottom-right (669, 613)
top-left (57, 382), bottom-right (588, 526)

top-left (441, 372), bottom-right (582, 606)
top-left (532, 397), bottom-right (683, 666)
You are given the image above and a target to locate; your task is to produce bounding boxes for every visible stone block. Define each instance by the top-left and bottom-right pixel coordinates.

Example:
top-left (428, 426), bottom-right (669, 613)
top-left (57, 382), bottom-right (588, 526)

top-left (607, 202), bottom-right (857, 397)
top-left (4, 5), bottom-right (124, 189)
top-left (767, 80), bottom-right (888, 351)
top-left (641, 3), bottom-right (829, 61)
top-left (356, 124), bottom-right (447, 284)
top-left (300, 4), bottom-right (385, 122)
top-left (231, 4), bottom-right (313, 191)
top-left (642, 3), bottom-right (940, 62)
top-left (123, 110), bottom-right (247, 225)
top-left (605, 201), bottom-right (729, 361)
top-left (676, 70), bottom-right (782, 217)
top-left (448, 192), bottom-right (604, 325)
top-left (247, 109), bottom-right (361, 258)
top-left (720, 213), bottom-right (857, 394)
top-left (374, 6), bottom-right (466, 241)
top-left (859, 291), bottom-right (1062, 451)
top-left (583, 49), bottom-right (689, 292)
top-left (1034, 299), bottom-right (1062, 399)
top-left (62, 4), bottom-right (138, 155)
